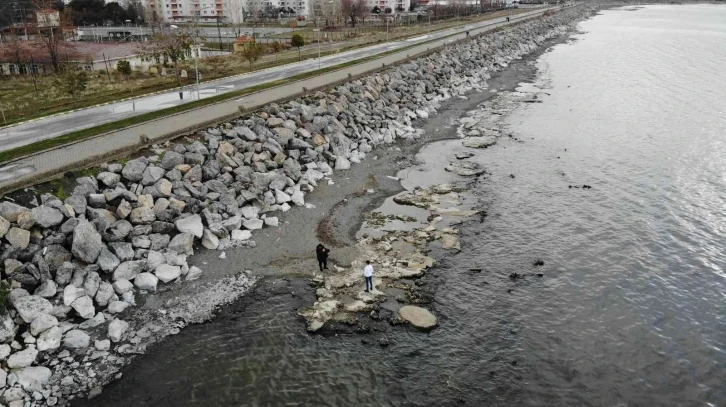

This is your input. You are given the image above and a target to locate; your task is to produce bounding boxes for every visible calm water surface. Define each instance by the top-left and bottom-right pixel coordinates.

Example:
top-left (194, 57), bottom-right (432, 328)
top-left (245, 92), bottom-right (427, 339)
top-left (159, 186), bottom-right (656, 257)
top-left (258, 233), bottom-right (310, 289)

top-left (83, 5), bottom-right (726, 406)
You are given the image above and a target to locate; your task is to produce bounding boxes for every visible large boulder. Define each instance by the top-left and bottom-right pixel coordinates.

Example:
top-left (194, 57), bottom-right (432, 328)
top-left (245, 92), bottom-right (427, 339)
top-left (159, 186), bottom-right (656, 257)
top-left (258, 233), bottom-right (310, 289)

top-left (12, 295), bottom-right (53, 323)
top-left (55, 262), bottom-right (75, 286)
top-left (462, 136), bottom-right (496, 149)
top-left (108, 319), bottom-right (129, 342)
top-left (63, 285), bottom-right (86, 306)
top-left (0, 215), bottom-right (10, 238)
top-left (155, 264), bottom-right (181, 283)
top-left (398, 305), bottom-right (438, 330)
top-left (63, 329), bottom-right (90, 348)
top-left (97, 171), bottom-right (121, 186)
top-left (5, 227), bottom-right (30, 249)
top-left (335, 156), bottom-right (351, 170)
top-left (201, 229), bottom-right (219, 250)
top-left (121, 158), bottom-right (148, 182)
top-left (70, 296), bottom-right (95, 319)
top-left (129, 207), bottom-right (156, 224)
top-left (161, 151), bottom-right (184, 170)
top-left (34, 280), bottom-right (57, 298)
top-left (0, 201), bottom-right (29, 222)
top-left (16, 366), bottom-right (52, 392)
top-left (65, 194), bottom-right (88, 215)
top-left (112, 260), bottom-right (146, 281)
top-left (175, 214), bottom-right (203, 238)
top-left (43, 244), bottom-right (72, 270)
top-left (444, 161), bottom-right (485, 177)
top-left (168, 233), bottom-right (194, 254)
top-left (112, 279), bottom-right (133, 294)
top-left (72, 220), bottom-right (104, 263)
top-left (0, 313), bottom-right (16, 343)
top-left (141, 166), bottom-right (166, 186)
top-left (231, 230), bottom-right (252, 241)
top-left (83, 271), bottom-right (101, 298)
top-left (186, 266), bottom-right (203, 281)
top-left (7, 348), bottom-right (38, 368)
top-left (243, 218), bottom-right (264, 230)
top-left (29, 313), bottom-right (58, 336)
top-left (97, 247), bottom-right (120, 272)
top-left (95, 282), bottom-right (115, 307)
top-left (37, 326), bottom-right (62, 351)
top-left (134, 273), bottom-right (158, 291)
top-left (109, 242), bottom-right (134, 262)
top-left (31, 206), bottom-right (64, 228)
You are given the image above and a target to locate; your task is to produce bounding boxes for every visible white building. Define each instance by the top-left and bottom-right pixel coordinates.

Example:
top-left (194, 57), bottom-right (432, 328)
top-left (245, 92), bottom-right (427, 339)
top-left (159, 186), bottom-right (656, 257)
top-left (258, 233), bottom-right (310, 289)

top-left (244, 0), bottom-right (310, 18)
top-left (367, 0), bottom-right (411, 13)
top-left (144, 0), bottom-right (243, 23)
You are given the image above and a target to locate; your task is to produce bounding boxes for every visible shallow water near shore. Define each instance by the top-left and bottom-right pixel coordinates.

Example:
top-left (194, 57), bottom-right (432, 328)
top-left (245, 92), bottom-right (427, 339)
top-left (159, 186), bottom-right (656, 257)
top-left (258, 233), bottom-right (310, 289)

top-left (79, 5), bottom-right (725, 406)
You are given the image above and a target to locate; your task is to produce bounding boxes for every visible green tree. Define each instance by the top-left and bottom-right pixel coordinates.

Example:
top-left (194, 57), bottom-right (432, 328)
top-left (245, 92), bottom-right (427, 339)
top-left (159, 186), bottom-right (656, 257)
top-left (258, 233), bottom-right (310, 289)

top-left (116, 59), bottom-right (132, 78)
top-left (239, 43), bottom-right (263, 68)
top-left (53, 65), bottom-right (88, 102)
top-left (291, 34), bottom-right (305, 61)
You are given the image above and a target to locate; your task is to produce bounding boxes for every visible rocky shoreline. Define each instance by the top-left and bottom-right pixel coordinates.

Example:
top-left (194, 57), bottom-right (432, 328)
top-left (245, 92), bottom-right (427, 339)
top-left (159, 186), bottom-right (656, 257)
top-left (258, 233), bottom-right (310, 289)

top-left (0, 5), bottom-right (597, 406)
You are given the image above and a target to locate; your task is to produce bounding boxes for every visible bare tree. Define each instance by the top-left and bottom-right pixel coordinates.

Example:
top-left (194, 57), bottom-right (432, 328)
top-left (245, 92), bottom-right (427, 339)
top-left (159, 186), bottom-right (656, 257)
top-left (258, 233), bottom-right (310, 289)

top-left (317, 0), bottom-right (338, 26)
top-left (354, 0), bottom-right (368, 25)
top-left (239, 43), bottom-right (263, 68)
top-left (0, 28), bottom-right (44, 92)
top-left (141, 30), bottom-right (198, 94)
top-left (340, 0), bottom-right (365, 28)
top-left (224, 0), bottom-right (245, 38)
top-left (246, 0), bottom-right (259, 23)
top-left (30, 0), bottom-right (75, 73)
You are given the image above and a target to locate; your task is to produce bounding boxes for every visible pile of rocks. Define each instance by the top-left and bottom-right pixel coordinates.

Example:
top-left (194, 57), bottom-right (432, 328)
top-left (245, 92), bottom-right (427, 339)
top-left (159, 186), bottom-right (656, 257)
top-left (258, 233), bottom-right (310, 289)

top-left (299, 183), bottom-right (475, 332)
top-left (0, 6), bottom-right (593, 406)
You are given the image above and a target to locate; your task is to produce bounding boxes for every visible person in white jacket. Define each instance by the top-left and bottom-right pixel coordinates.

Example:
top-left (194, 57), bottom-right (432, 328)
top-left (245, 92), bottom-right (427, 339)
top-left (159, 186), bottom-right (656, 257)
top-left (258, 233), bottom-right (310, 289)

top-left (364, 260), bottom-right (374, 292)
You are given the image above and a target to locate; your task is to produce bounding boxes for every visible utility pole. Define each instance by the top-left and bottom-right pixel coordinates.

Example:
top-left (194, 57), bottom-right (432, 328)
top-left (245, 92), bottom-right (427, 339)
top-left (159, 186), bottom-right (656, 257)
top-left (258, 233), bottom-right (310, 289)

top-left (216, 15), bottom-right (223, 52)
top-left (314, 28), bottom-right (320, 69)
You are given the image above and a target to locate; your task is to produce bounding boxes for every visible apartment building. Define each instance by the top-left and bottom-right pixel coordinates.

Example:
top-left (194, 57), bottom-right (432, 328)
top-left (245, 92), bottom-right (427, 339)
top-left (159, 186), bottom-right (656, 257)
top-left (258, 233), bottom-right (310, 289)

top-left (144, 0), bottom-right (233, 22)
top-left (368, 0), bottom-right (411, 12)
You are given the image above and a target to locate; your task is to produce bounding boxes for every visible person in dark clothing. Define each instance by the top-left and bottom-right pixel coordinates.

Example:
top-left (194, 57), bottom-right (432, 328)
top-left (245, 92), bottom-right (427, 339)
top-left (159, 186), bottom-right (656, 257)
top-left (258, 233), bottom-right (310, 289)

top-left (316, 244), bottom-right (330, 271)
top-left (506, 17), bottom-right (510, 23)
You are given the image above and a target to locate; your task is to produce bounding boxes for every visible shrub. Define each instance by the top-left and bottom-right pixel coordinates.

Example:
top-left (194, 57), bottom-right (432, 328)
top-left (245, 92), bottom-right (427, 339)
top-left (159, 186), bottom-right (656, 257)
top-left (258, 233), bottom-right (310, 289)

top-left (117, 59), bottom-right (132, 77)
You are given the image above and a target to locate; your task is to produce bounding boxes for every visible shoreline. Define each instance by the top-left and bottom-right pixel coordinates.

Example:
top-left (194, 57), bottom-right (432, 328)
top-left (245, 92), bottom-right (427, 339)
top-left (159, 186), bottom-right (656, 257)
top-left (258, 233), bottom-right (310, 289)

top-left (0, 6), bottom-right (597, 407)
top-left (71, 20), bottom-right (583, 407)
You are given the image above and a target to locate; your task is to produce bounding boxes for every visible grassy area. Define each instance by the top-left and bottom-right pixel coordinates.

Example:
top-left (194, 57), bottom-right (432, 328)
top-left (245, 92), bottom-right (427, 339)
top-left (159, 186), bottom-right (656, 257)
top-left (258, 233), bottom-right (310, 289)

top-left (0, 8), bottom-right (529, 128)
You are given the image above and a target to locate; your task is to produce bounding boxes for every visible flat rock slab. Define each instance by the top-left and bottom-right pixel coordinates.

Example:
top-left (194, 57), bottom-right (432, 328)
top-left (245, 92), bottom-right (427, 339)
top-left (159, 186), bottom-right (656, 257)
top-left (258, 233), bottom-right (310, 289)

top-left (462, 136), bottom-right (497, 149)
top-left (399, 305), bottom-right (438, 330)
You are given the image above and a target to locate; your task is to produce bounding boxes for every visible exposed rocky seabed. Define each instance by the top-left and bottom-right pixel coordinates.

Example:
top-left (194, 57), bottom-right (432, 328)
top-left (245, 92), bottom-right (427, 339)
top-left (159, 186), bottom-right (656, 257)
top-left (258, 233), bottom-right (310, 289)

top-left (0, 6), bottom-right (597, 406)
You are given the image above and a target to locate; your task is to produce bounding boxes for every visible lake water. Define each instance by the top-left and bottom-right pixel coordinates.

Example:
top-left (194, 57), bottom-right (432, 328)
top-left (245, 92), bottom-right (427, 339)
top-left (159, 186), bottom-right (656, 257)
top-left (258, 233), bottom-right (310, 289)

top-left (80, 5), bottom-right (726, 406)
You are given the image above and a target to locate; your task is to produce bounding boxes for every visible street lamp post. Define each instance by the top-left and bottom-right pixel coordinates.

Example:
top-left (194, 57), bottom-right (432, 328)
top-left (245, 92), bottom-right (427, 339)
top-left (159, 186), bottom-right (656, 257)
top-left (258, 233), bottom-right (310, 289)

top-left (194, 45), bottom-right (201, 99)
top-left (386, 16), bottom-right (389, 42)
top-left (313, 28), bottom-right (321, 69)
top-left (215, 15), bottom-right (223, 51)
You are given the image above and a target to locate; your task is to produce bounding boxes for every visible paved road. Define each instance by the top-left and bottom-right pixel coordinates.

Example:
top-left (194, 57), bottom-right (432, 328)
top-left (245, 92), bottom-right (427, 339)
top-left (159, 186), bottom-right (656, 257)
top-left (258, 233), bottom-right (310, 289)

top-left (0, 8), bottom-right (547, 154)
